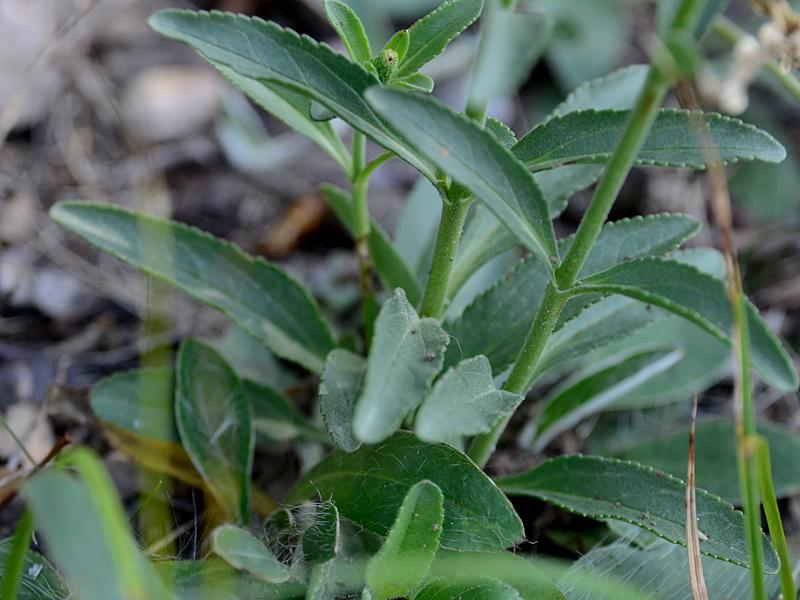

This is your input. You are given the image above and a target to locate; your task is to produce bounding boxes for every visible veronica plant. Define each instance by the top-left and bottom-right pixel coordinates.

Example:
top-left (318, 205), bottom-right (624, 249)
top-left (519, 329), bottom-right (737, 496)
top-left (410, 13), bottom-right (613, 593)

top-left (8, 0), bottom-right (800, 598)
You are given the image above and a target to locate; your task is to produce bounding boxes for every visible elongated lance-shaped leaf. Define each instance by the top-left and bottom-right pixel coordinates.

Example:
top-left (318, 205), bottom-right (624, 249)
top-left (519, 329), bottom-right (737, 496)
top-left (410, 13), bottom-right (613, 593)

top-left (353, 289), bottom-right (449, 444)
top-left (396, 0), bottom-right (484, 78)
top-left (497, 455), bottom-right (779, 572)
top-left (177, 339), bottom-right (254, 523)
top-left (51, 201), bottom-right (334, 373)
top-left (548, 64), bottom-right (649, 119)
top-left (446, 214), bottom-right (699, 373)
top-left (366, 87), bottom-right (558, 271)
top-left (577, 257), bottom-right (799, 392)
top-left (614, 420), bottom-right (800, 503)
top-left (148, 9), bottom-right (434, 178)
top-left (366, 481), bottom-right (444, 599)
top-left (523, 347), bottom-right (682, 452)
top-left (319, 349), bottom-right (366, 453)
top-left (288, 432), bottom-right (524, 552)
top-left (513, 109), bottom-right (786, 171)
top-left (324, 0), bottom-right (372, 63)
top-left (415, 355), bottom-right (522, 443)
top-left (211, 525), bottom-right (289, 583)
top-left (415, 577), bottom-right (523, 600)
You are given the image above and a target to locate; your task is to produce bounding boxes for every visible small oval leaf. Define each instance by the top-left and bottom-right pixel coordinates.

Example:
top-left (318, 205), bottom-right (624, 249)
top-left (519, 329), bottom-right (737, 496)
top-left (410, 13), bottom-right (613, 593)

top-left (212, 525), bottom-right (289, 583)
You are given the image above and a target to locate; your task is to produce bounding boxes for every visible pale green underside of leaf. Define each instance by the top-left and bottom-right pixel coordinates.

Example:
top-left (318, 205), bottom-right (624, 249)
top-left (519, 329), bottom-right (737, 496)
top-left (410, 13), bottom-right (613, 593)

top-left (497, 455), bottom-right (778, 571)
top-left (578, 256), bottom-right (799, 392)
top-left (287, 432), bottom-right (524, 552)
top-left (447, 214), bottom-right (699, 374)
top-left (396, 0), bottom-right (484, 78)
top-left (353, 289), bottom-right (449, 444)
top-left (415, 355), bottom-right (522, 443)
top-left (50, 201), bottom-right (334, 373)
top-left (148, 9), bottom-right (434, 178)
top-left (548, 64), bottom-right (649, 119)
top-left (366, 481), bottom-right (444, 599)
top-left (366, 87), bottom-right (558, 270)
top-left (176, 339), bottom-right (254, 523)
top-left (320, 348), bottom-right (366, 453)
top-left (212, 525), bottom-right (289, 583)
top-left (215, 64), bottom-right (351, 172)
top-left (528, 347), bottom-right (682, 451)
top-left (514, 109), bottom-right (786, 171)
top-left (469, 3), bottom-right (552, 107)
top-left (614, 420), bottom-right (800, 503)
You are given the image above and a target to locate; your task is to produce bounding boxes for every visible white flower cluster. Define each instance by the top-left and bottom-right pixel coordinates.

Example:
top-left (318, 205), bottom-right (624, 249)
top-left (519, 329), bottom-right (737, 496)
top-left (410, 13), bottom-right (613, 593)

top-left (700, 0), bottom-right (800, 114)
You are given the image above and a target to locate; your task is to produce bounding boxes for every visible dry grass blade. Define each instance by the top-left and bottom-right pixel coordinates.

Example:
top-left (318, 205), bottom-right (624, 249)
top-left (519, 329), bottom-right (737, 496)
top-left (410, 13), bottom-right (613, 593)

top-left (686, 392), bottom-right (709, 600)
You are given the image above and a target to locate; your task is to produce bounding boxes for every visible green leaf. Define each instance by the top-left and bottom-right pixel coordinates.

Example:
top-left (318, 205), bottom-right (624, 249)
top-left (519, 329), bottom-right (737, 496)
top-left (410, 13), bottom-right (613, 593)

top-left (415, 356), bottom-right (522, 443)
top-left (447, 214), bottom-right (698, 373)
top-left (309, 99), bottom-right (336, 121)
top-left (469, 3), bottom-right (552, 107)
top-left (393, 72), bottom-right (435, 92)
top-left (24, 451), bottom-right (171, 600)
top-left (561, 539), bottom-right (778, 600)
top-left (288, 432), bottom-right (524, 552)
top-left (0, 539), bottom-right (69, 600)
top-left (302, 502), bottom-right (341, 564)
top-left (426, 551), bottom-right (565, 600)
top-left (524, 348), bottom-right (682, 452)
top-left (534, 165), bottom-right (605, 218)
top-left (177, 339), bottom-right (254, 522)
top-left (415, 577), bottom-right (523, 600)
top-left (513, 109), bottom-right (786, 171)
top-left (548, 64), bottom-right (648, 119)
top-left (212, 525), bottom-right (289, 583)
top-left (615, 420), bottom-right (800, 503)
top-left (384, 29), bottom-right (410, 62)
top-left (396, 0), bottom-right (484, 78)
top-left (497, 455), bottom-right (779, 571)
top-left (155, 560), bottom-right (306, 600)
top-left (353, 289), bottom-right (449, 444)
top-left (394, 178), bottom-right (441, 280)
top-left (322, 184), bottom-right (422, 305)
top-left (149, 9), bottom-right (434, 178)
top-left (577, 256), bottom-right (799, 392)
top-left (244, 380), bottom-right (328, 444)
top-left (51, 201), bottom-right (334, 373)
top-left (365, 481), bottom-right (444, 599)
top-left (325, 0), bottom-right (373, 63)
top-left (320, 349), bottom-right (366, 453)
top-left (586, 316), bottom-right (729, 409)
top-left (367, 87), bottom-right (558, 270)
top-left (216, 66), bottom-right (350, 171)
top-left (90, 367), bottom-right (178, 444)
top-left (486, 118), bottom-right (517, 148)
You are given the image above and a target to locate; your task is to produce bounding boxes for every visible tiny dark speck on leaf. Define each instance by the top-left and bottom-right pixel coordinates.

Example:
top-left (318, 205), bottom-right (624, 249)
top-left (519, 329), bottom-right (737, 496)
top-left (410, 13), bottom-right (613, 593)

top-left (424, 352), bottom-right (436, 361)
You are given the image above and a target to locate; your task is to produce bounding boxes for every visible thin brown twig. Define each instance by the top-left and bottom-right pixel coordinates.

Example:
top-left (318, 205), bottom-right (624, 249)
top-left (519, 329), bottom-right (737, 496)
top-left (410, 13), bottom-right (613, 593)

top-left (686, 392), bottom-right (709, 600)
top-left (0, 435), bottom-right (72, 511)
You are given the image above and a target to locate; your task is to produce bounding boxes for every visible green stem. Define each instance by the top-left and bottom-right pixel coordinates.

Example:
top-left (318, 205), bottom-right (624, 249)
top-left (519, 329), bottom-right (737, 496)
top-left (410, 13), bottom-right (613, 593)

top-left (467, 284), bottom-right (565, 465)
top-left (419, 193), bottom-right (471, 318)
top-left (756, 436), bottom-right (797, 600)
top-left (351, 132), bottom-right (378, 341)
top-left (0, 511), bottom-right (33, 600)
top-left (469, 0), bottom-right (705, 468)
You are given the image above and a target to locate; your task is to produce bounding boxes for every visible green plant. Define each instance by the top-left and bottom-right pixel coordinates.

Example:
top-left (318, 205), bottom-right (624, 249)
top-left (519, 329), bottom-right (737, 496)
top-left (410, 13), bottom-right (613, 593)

top-left (5, 0), bottom-right (800, 598)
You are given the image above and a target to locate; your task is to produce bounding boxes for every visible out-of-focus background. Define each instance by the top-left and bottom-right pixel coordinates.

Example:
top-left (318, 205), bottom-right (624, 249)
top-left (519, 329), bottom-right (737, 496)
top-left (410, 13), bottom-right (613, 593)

top-left (0, 0), bottom-right (798, 540)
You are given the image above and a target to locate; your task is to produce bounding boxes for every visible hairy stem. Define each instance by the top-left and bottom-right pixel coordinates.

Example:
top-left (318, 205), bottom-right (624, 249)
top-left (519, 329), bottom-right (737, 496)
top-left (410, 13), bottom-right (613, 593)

top-left (351, 131), bottom-right (378, 341)
top-left (419, 193), bottom-right (471, 318)
top-left (469, 0), bottom-right (705, 468)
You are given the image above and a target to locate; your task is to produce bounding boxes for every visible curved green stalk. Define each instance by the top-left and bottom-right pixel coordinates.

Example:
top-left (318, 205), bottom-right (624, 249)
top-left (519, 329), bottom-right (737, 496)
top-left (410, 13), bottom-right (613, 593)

top-left (0, 511), bottom-right (33, 600)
